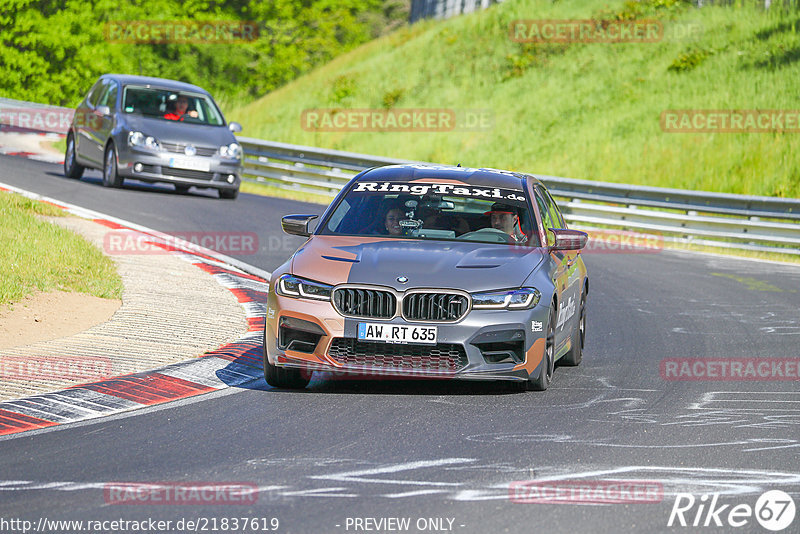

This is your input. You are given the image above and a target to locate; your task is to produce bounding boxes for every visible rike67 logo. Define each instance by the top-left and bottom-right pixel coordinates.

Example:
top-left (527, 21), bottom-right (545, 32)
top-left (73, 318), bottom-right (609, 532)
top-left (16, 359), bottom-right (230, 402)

top-left (668, 490), bottom-right (796, 531)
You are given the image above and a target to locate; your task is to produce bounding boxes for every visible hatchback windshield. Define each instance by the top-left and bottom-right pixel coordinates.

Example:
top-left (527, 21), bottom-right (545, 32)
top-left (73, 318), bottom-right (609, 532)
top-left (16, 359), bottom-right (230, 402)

top-left (321, 180), bottom-right (539, 246)
top-left (122, 86), bottom-right (225, 126)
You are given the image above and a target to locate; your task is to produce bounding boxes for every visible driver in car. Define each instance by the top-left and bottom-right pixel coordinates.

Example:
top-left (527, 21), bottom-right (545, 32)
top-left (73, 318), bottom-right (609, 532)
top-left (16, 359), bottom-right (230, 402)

top-left (164, 95), bottom-right (198, 121)
top-left (486, 203), bottom-right (527, 244)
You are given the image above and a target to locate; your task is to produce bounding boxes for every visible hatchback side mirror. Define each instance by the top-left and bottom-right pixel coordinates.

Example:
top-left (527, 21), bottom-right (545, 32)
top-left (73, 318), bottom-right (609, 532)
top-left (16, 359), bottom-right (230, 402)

top-left (96, 105), bottom-right (111, 116)
top-left (282, 215), bottom-right (318, 237)
top-left (548, 228), bottom-right (588, 251)
top-left (229, 122), bottom-right (243, 133)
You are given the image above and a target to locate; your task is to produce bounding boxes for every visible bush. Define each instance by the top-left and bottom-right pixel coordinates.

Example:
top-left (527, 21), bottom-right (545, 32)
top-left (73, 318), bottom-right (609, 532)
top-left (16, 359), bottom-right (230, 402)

top-left (0, 0), bottom-right (404, 106)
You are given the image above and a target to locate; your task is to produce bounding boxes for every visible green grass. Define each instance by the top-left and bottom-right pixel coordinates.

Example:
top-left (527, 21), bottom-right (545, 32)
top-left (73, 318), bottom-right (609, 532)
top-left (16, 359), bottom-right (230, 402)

top-left (0, 192), bottom-right (123, 305)
top-left (229, 0), bottom-right (800, 198)
top-left (49, 136), bottom-right (67, 154)
top-left (670, 242), bottom-right (800, 265)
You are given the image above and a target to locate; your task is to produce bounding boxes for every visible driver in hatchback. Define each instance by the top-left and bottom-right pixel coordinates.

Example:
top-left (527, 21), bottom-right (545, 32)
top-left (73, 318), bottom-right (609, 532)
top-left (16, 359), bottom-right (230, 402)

top-left (164, 95), bottom-right (198, 121)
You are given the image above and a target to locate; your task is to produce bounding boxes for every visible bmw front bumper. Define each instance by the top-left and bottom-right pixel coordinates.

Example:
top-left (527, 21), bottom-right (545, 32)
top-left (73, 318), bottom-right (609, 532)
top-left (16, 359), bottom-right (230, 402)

top-left (264, 288), bottom-right (550, 383)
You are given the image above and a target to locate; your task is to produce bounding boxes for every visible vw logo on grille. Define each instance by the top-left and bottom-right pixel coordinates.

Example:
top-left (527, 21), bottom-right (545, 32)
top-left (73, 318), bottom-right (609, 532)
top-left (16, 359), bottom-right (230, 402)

top-left (397, 276), bottom-right (408, 284)
top-left (184, 145), bottom-right (196, 156)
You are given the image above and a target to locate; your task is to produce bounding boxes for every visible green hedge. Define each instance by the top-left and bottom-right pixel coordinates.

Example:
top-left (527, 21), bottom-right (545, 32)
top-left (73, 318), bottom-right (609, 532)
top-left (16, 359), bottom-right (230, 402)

top-left (0, 0), bottom-right (407, 107)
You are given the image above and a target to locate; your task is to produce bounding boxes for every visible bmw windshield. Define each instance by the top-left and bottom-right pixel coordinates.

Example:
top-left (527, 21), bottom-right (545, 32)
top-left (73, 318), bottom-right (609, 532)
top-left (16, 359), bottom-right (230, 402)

top-left (320, 179), bottom-right (540, 246)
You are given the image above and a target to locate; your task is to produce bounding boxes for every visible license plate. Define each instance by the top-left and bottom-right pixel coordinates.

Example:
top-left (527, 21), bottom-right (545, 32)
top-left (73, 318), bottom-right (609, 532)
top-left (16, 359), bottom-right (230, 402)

top-left (168, 157), bottom-right (210, 172)
top-left (358, 323), bottom-right (437, 345)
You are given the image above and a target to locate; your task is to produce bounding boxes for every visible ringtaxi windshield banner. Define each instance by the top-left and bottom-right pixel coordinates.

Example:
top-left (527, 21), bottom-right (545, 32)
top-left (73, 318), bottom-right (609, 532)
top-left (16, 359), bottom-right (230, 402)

top-left (351, 181), bottom-right (526, 204)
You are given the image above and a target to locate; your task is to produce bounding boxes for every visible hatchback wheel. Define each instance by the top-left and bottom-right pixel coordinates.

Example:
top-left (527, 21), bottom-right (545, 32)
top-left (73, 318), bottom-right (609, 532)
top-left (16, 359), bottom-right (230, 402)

top-left (219, 187), bottom-right (239, 200)
top-left (103, 144), bottom-right (122, 188)
top-left (64, 134), bottom-right (84, 179)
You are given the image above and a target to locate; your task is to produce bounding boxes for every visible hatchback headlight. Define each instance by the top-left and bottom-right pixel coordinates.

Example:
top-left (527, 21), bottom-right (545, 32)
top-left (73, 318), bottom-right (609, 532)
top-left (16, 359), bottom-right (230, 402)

top-left (219, 142), bottom-right (241, 160)
top-left (275, 274), bottom-right (332, 301)
top-left (128, 131), bottom-right (160, 151)
top-left (472, 288), bottom-right (541, 310)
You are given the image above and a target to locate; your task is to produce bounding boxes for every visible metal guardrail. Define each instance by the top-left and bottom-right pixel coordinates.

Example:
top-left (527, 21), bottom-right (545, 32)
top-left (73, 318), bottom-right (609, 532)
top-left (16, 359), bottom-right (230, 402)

top-left (0, 96), bottom-right (72, 111)
top-left (0, 96), bottom-right (73, 135)
top-left (2, 96), bottom-right (798, 257)
top-left (238, 136), bottom-right (800, 256)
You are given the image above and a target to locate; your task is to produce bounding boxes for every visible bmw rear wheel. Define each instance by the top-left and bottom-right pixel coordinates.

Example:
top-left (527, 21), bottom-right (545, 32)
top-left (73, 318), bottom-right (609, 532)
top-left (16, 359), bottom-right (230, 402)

top-left (561, 290), bottom-right (586, 366)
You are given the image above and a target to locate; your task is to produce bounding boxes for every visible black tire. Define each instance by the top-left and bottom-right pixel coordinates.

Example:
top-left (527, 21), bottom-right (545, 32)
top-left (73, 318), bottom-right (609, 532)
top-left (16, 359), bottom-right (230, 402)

top-left (219, 187), bottom-right (239, 200)
top-left (262, 331), bottom-right (310, 389)
top-left (63, 133), bottom-right (84, 179)
top-left (561, 290), bottom-right (586, 367)
top-left (102, 144), bottom-right (123, 188)
top-left (529, 305), bottom-right (557, 391)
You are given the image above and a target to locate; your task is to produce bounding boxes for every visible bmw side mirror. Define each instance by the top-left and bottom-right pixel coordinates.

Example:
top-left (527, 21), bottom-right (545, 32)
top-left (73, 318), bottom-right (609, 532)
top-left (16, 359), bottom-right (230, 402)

top-left (229, 122), bottom-right (243, 133)
top-left (96, 105), bottom-right (111, 116)
top-left (282, 215), bottom-right (318, 237)
top-left (548, 228), bottom-right (588, 251)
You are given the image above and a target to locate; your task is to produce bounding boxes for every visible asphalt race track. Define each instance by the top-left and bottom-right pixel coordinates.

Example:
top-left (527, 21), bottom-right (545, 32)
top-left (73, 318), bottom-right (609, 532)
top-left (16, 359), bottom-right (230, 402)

top-left (1, 154), bottom-right (799, 533)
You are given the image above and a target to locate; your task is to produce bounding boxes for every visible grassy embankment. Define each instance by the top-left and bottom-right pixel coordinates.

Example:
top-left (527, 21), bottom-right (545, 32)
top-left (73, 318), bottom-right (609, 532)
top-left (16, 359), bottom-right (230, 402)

top-left (0, 192), bottom-right (123, 306)
top-left (230, 0), bottom-right (800, 198)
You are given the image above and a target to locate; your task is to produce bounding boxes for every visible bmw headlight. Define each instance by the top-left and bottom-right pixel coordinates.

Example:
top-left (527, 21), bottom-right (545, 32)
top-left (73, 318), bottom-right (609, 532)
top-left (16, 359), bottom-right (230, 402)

top-left (128, 131), bottom-right (160, 151)
top-left (275, 274), bottom-right (332, 301)
top-left (472, 288), bottom-right (541, 310)
top-left (219, 142), bottom-right (241, 160)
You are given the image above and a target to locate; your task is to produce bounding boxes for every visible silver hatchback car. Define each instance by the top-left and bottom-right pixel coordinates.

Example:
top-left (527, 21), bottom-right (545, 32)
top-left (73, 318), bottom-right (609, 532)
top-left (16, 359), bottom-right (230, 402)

top-left (64, 74), bottom-right (243, 199)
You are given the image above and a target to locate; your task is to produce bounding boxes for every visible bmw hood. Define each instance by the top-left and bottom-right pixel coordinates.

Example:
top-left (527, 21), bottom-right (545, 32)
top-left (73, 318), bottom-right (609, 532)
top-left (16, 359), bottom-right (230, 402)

top-left (122, 115), bottom-right (235, 147)
top-left (291, 236), bottom-right (544, 292)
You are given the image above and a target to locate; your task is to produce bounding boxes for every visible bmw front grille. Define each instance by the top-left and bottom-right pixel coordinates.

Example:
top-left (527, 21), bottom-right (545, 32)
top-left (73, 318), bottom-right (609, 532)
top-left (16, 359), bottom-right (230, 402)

top-left (331, 286), bottom-right (470, 322)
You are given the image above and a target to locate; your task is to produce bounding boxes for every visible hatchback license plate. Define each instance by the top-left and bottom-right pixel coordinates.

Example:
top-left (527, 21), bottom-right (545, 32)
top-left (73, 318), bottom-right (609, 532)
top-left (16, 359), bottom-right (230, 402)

top-left (357, 323), bottom-right (437, 344)
top-left (168, 157), bottom-right (210, 172)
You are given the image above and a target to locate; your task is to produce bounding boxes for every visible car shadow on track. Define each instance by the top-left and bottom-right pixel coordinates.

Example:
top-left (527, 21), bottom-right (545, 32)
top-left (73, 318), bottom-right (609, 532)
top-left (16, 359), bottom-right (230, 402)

top-left (306, 377), bottom-right (525, 396)
top-left (48, 171), bottom-right (220, 199)
top-left (212, 344), bottom-right (525, 396)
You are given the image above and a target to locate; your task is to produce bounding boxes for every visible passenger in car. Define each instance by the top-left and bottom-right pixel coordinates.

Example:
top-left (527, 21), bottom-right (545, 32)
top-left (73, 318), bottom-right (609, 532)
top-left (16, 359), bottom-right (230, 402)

top-left (383, 208), bottom-right (404, 236)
